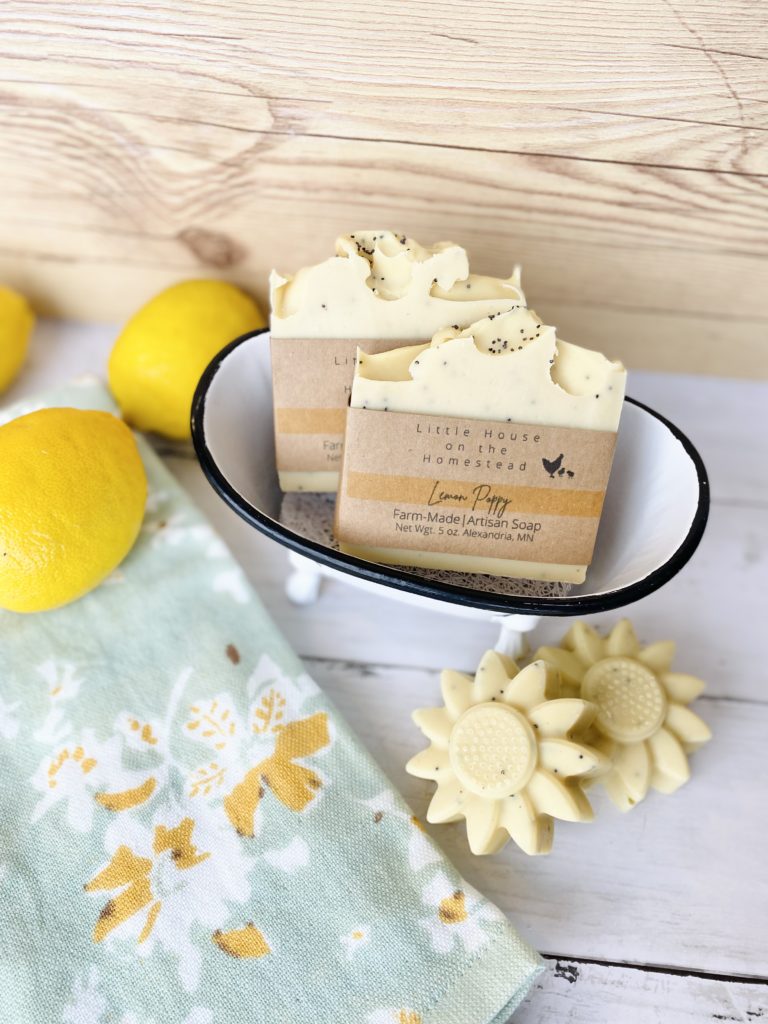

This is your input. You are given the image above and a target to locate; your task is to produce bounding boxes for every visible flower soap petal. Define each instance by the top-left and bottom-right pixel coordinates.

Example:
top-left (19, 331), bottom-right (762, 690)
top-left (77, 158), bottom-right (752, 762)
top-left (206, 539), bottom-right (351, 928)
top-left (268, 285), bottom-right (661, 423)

top-left (503, 661), bottom-right (555, 711)
top-left (427, 777), bottom-right (465, 824)
top-left (474, 651), bottom-right (515, 703)
top-left (661, 672), bottom-right (706, 704)
top-left (602, 771), bottom-right (639, 812)
top-left (605, 620), bottom-right (640, 658)
top-left (527, 770), bottom-right (594, 822)
top-left (612, 739), bottom-right (651, 803)
top-left (406, 747), bottom-right (450, 781)
top-left (650, 766), bottom-right (687, 794)
top-left (538, 738), bottom-right (606, 778)
top-left (638, 641), bottom-right (676, 673)
top-left (648, 728), bottom-right (690, 786)
top-left (531, 647), bottom-right (585, 691)
top-left (440, 670), bottom-right (474, 719)
top-left (528, 698), bottom-right (596, 739)
top-left (664, 704), bottom-right (712, 753)
top-left (564, 622), bottom-right (604, 666)
top-left (500, 794), bottom-right (553, 855)
top-left (464, 796), bottom-right (503, 855)
top-left (591, 732), bottom-right (618, 760)
top-left (412, 707), bottom-right (453, 749)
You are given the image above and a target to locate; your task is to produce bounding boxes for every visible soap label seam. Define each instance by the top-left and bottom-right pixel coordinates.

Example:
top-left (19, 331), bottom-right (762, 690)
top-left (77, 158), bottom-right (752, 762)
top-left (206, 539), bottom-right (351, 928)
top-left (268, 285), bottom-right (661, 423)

top-left (271, 336), bottom-right (423, 473)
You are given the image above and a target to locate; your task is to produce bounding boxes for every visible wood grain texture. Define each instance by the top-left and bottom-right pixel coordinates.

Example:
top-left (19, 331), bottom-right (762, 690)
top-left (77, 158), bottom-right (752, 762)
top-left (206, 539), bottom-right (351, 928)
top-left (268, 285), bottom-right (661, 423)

top-left (4, 0), bottom-right (767, 171)
top-left (518, 960), bottom-right (768, 1023)
top-left (1, 1), bottom-right (767, 375)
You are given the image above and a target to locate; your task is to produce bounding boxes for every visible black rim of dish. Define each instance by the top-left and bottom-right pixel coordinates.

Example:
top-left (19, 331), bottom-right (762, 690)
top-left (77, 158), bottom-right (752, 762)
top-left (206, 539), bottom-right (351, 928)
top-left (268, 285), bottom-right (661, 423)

top-left (191, 329), bottom-right (710, 617)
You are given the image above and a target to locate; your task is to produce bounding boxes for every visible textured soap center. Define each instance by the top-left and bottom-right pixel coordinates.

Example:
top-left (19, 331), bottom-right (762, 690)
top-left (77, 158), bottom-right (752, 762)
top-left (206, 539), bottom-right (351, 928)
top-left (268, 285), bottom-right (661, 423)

top-left (582, 657), bottom-right (667, 743)
top-left (449, 703), bottom-right (536, 798)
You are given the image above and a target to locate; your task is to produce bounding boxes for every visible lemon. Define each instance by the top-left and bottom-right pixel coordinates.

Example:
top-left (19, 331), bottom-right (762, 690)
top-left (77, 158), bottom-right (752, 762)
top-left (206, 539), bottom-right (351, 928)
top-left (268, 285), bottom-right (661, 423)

top-left (109, 279), bottom-right (265, 440)
top-left (0, 286), bottom-right (35, 393)
top-left (0, 408), bottom-right (147, 613)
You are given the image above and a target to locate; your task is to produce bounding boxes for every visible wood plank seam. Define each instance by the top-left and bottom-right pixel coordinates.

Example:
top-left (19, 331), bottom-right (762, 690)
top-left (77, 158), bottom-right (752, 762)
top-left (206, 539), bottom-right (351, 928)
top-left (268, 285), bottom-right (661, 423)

top-left (242, 127), bottom-right (768, 180)
top-left (303, 662), bottom-right (768, 706)
top-left (541, 955), bottom-right (768, 986)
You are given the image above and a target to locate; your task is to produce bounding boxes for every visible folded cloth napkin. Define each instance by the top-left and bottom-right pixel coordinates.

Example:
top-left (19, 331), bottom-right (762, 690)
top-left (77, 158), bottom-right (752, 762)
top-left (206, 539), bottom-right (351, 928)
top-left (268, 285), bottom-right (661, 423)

top-left (0, 380), bottom-right (542, 1024)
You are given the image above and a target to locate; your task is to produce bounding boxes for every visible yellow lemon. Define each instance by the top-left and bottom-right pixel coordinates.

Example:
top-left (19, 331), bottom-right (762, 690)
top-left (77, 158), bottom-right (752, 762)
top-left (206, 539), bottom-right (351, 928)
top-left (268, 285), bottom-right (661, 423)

top-left (109, 279), bottom-right (265, 440)
top-left (0, 408), bottom-right (147, 613)
top-left (0, 286), bottom-right (35, 393)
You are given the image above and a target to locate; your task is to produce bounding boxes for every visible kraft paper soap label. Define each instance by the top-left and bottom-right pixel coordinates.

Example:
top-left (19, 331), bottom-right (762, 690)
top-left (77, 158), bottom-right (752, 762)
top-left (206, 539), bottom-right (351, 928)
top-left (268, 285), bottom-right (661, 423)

top-left (336, 408), bottom-right (617, 566)
top-left (271, 337), bottom-right (421, 474)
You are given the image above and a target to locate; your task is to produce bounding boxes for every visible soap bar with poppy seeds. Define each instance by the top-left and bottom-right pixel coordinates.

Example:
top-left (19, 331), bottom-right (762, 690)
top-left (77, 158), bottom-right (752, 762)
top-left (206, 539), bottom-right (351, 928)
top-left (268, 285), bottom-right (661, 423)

top-left (406, 650), bottom-right (607, 855)
top-left (269, 230), bottom-right (525, 492)
top-left (335, 306), bottom-right (627, 583)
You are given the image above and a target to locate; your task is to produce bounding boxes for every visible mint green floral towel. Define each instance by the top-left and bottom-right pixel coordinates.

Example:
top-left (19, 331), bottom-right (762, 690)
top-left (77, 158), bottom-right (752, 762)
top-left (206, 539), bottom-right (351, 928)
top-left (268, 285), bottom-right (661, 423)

top-left (0, 381), bottom-right (542, 1024)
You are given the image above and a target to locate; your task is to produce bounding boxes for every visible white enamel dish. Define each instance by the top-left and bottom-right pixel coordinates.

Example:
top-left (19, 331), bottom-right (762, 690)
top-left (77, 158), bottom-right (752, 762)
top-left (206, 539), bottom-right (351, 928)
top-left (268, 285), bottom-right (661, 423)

top-left (191, 329), bottom-right (709, 616)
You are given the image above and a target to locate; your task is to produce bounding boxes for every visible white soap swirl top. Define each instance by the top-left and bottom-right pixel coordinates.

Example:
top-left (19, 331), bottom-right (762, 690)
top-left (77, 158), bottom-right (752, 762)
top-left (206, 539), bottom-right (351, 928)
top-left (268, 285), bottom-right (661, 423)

top-left (270, 230), bottom-right (524, 339)
top-left (353, 305), bottom-right (627, 433)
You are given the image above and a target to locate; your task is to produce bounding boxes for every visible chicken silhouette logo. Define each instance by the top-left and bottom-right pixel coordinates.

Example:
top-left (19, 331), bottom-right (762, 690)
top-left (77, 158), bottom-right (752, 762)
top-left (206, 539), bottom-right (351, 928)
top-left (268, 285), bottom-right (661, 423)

top-left (542, 453), bottom-right (575, 479)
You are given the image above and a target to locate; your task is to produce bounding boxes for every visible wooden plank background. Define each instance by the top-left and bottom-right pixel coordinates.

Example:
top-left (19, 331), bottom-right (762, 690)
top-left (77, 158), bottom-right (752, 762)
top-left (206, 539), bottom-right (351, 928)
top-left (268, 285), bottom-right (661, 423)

top-left (1, 0), bottom-right (767, 376)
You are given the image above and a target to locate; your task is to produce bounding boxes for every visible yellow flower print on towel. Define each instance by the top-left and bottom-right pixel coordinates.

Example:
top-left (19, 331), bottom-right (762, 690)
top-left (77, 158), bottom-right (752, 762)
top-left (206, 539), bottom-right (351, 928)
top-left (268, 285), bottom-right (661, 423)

top-left (33, 659), bottom-right (82, 745)
top-left (213, 923), bottom-right (270, 959)
top-left (86, 818), bottom-right (210, 944)
top-left (224, 712), bottom-right (330, 837)
top-left (182, 655), bottom-right (329, 836)
top-left (31, 731), bottom-right (155, 833)
top-left (419, 871), bottom-right (503, 955)
top-left (368, 1011), bottom-right (423, 1024)
top-left (340, 925), bottom-right (371, 959)
top-left (84, 808), bottom-right (256, 992)
top-left (359, 791), bottom-right (441, 872)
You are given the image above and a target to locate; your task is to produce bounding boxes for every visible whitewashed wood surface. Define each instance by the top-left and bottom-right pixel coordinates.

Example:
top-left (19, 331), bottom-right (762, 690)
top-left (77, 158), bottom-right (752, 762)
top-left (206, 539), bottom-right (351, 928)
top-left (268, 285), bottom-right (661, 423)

top-left (5, 320), bottom-right (768, 1022)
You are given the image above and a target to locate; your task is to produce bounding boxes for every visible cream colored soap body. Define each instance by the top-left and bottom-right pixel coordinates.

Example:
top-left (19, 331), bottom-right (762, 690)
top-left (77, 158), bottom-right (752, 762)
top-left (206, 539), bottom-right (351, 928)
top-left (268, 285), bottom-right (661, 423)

top-left (407, 652), bottom-right (605, 856)
top-left (534, 620), bottom-right (711, 811)
top-left (339, 306), bottom-right (627, 582)
top-left (270, 231), bottom-right (524, 340)
top-left (270, 231), bottom-right (525, 492)
top-left (353, 306), bottom-right (626, 433)
top-left (337, 544), bottom-right (588, 584)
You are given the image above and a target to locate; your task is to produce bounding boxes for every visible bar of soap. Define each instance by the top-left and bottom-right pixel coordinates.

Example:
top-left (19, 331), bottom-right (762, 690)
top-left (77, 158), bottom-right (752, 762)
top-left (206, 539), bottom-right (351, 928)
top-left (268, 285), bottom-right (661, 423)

top-left (534, 620), bottom-right (712, 811)
top-left (270, 231), bottom-right (524, 492)
top-left (352, 305), bottom-right (626, 431)
top-left (406, 651), bottom-right (607, 855)
top-left (338, 306), bottom-right (627, 582)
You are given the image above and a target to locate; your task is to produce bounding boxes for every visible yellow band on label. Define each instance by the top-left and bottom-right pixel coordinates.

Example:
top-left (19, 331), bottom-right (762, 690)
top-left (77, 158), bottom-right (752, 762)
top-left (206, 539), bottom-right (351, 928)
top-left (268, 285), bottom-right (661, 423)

top-left (335, 407), bottom-right (618, 567)
top-left (345, 472), bottom-right (605, 518)
top-left (274, 408), bottom-right (347, 435)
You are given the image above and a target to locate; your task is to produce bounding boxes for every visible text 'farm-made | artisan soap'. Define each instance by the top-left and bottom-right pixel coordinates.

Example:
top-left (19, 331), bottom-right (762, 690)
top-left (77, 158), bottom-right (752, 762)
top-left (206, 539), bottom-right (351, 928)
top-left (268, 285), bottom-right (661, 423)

top-left (335, 305), bottom-right (627, 583)
top-left (269, 230), bottom-right (525, 493)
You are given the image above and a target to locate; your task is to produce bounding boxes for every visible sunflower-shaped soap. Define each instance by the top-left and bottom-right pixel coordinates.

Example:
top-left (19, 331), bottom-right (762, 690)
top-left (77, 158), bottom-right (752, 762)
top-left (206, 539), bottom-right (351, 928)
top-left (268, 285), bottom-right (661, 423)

top-left (534, 620), bottom-right (712, 811)
top-left (406, 651), bottom-right (607, 855)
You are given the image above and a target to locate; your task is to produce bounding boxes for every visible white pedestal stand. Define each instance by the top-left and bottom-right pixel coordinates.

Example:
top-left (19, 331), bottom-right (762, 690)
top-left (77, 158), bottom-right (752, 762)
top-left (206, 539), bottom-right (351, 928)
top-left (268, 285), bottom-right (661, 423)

top-left (286, 551), bottom-right (541, 660)
top-left (194, 329), bottom-right (709, 657)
